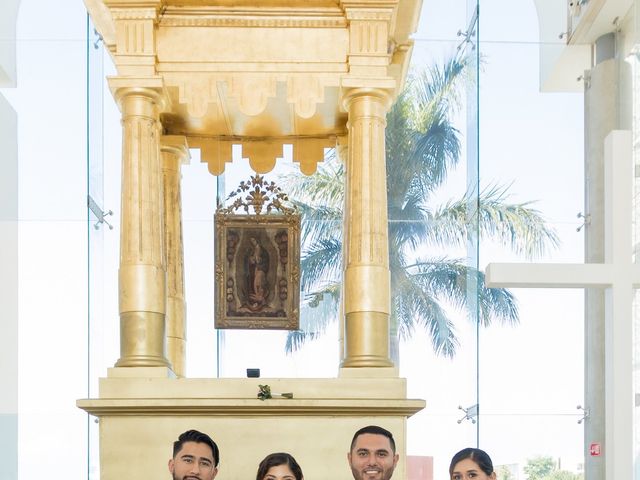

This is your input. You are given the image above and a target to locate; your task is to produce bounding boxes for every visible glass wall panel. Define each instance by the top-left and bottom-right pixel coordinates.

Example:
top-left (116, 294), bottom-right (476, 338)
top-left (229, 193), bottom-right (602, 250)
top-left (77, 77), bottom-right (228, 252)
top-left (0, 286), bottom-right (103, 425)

top-left (403, 0), bottom-right (480, 477)
top-left (87, 16), bottom-right (107, 479)
top-left (81, 1), bottom-right (587, 480)
top-left (636, 289), bottom-right (640, 480)
top-left (477, 0), bottom-right (585, 478)
top-left (1, 1), bottom-right (92, 479)
top-left (1, 0), bottom-right (595, 479)
top-left (631, 11), bottom-right (640, 476)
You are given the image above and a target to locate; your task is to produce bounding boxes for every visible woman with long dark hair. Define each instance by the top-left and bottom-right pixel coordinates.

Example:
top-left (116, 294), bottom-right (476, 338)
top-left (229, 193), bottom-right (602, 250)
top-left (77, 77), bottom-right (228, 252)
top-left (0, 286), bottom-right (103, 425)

top-left (256, 452), bottom-right (303, 480)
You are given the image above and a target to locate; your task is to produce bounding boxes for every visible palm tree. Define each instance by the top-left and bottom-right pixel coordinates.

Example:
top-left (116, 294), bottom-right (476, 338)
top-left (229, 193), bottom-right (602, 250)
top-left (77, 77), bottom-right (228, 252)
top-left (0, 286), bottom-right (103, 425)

top-left (284, 55), bottom-right (559, 358)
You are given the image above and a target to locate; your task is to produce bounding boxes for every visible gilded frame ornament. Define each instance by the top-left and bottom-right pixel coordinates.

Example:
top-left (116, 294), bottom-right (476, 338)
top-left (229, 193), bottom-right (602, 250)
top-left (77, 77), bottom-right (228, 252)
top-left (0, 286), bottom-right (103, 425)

top-left (214, 176), bottom-right (300, 330)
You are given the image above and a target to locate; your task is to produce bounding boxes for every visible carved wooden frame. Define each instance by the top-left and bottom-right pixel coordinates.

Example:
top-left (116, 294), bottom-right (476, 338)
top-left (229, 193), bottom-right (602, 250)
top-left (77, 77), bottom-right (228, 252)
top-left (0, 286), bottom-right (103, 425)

top-left (214, 212), bottom-right (300, 330)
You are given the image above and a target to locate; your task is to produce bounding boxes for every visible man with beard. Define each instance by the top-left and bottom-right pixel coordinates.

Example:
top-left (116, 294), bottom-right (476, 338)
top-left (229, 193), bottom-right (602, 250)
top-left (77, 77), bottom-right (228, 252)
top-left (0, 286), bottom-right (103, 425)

top-left (168, 429), bottom-right (220, 480)
top-left (348, 425), bottom-right (399, 480)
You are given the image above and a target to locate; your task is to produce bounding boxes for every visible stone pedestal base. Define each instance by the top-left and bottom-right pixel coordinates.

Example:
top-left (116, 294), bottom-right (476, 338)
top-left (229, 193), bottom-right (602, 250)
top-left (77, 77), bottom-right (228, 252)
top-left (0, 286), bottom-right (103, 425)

top-left (77, 368), bottom-right (424, 480)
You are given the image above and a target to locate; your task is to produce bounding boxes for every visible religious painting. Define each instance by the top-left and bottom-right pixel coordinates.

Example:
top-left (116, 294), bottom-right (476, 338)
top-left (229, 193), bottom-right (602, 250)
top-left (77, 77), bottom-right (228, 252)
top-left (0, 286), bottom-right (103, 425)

top-left (214, 176), bottom-right (300, 330)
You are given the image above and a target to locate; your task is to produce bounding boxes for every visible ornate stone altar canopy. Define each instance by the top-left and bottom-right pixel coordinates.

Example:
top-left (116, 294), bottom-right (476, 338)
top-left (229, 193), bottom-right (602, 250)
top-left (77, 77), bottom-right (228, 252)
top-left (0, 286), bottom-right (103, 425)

top-left (85, 0), bottom-right (421, 174)
top-left (79, 1), bottom-right (426, 478)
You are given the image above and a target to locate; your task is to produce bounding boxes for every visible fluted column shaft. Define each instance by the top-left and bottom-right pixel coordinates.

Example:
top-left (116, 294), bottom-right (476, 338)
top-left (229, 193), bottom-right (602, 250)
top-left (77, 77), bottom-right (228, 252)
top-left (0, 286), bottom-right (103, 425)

top-left (114, 86), bottom-right (169, 368)
top-left (341, 88), bottom-right (393, 368)
top-left (161, 136), bottom-right (189, 377)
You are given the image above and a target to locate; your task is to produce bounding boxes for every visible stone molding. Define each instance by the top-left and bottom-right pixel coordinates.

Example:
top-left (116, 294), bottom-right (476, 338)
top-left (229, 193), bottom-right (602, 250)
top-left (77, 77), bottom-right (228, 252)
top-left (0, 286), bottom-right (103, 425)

top-left (77, 398), bottom-right (425, 417)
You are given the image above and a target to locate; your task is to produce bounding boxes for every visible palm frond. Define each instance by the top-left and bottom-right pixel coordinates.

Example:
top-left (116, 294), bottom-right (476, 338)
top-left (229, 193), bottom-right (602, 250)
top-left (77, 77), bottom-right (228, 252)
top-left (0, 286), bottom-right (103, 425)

top-left (388, 190), bottom-right (432, 252)
top-left (432, 184), bottom-right (560, 258)
top-left (285, 330), bottom-right (323, 353)
top-left (281, 154), bottom-right (344, 208)
top-left (413, 56), bottom-right (466, 123)
top-left (293, 201), bottom-right (342, 246)
top-left (476, 270), bottom-right (519, 327)
top-left (410, 114), bottom-right (461, 192)
top-left (276, 54), bottom-right (553, 359)
top-left (387, 58), bottom-right (466, 199)
top-left (392, 268), bottom-right (459, 357)
top-left (406, 258), bottom-right (519, 327)
top-left (300, 238), bottom-right (342, 292)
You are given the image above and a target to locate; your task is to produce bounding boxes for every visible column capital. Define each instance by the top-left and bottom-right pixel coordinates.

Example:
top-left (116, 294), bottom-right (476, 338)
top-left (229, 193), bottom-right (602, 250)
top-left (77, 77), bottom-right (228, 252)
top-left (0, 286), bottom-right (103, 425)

top-left (340, 84), bottom-right (396, 112)
top-left (108, 76), bottom-right (169, 112)
top-left (161, 135), bottom-right (191, 167)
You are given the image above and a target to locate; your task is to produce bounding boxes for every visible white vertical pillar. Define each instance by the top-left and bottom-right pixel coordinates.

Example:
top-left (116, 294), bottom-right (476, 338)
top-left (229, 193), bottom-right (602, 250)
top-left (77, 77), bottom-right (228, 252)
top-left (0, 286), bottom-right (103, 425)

top-left (0, 1), bottom-right (19, 474)
top-left (604, 130), bottom-right (633, 480)
top-left (584, 33), bottom-right (630, 480)
top-left (0, 90), bottom-right (18, 480)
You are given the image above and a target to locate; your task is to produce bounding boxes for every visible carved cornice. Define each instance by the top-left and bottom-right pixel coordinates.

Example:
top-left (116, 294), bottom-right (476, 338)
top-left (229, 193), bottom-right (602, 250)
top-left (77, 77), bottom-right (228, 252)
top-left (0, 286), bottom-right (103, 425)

top-left (110, 8), bottom-right (159, 20)
top-left (344, 8), bottom-right (394, 21)
top-left (159, 6), bottom-right (347, 28)
top-left (77, 398), bottom-right (425, 417)
top-left (160, 15), bottom-right (347, 28)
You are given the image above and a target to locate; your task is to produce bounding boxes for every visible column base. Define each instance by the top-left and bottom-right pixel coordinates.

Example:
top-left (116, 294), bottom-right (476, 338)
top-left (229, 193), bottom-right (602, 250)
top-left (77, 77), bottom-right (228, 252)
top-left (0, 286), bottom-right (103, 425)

top-left (343, 311), bottom-right (392, 367)
top-left (340, 356), bottom-right (394, 368)
top-left (339, 366), bottom-right (398, 378)
top-left (107, 366), bottom-right (176, 378)
top-left (115, 355), bottom-right (171, 368)
top-left (116, 311), bottom-right (170, 368)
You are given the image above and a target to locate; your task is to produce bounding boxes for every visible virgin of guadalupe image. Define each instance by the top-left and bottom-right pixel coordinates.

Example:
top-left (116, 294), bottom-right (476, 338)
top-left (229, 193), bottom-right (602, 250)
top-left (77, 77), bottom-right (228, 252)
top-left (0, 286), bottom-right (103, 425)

top-left (242, 237), bottom-right (271, 312)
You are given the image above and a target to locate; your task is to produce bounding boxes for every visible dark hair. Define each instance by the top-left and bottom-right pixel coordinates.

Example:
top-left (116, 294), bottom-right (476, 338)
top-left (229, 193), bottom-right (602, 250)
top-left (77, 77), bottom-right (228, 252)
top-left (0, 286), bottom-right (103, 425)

top-left (256, 452), bottom-right (303, 480)
top-left (173, 430), bottom-right (220, 467)
top-left (449, 448), bottom-right (494, 477)
top-left (350, 425), bottom-right (396, 454)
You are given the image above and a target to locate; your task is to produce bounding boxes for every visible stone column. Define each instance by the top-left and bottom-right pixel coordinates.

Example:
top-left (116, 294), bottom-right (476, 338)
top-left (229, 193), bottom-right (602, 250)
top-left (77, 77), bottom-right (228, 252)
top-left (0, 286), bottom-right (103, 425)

top-left (583, 33), bottom-right (630, 479)
top-left (335, 136), bottom-right (348, 365)
top-left (161, 136), bottom-right (189, 377)
top-left (112, 82), bottom-right (170, 368)
top-left (341, 88), bottom-right (393, 368)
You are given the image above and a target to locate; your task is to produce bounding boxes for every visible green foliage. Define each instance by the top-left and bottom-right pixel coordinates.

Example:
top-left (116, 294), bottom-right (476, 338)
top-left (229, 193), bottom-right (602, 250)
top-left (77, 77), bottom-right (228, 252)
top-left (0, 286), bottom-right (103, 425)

top-left (523, 456), bottom-right (583, 480)
top-left (543, 471), bottom-right (583, 480)
top-left (524, 456), bottom-right (556, 480)
top-left (496, 465), bottom-right (515, 480)
top-left (284, 53), bottom-right (559, 357)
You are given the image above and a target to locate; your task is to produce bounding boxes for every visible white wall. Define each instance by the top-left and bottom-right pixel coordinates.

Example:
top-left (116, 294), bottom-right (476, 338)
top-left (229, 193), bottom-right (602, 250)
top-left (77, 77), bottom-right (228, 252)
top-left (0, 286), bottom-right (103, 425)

top-left (0, 92), bottom-right (18, 480)
top-left (0, 1), bottom-right (19, 477)
top-left (0, 0), bottom-right (19, 87)
top-left (6, 1), bottom-right (90, 479)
